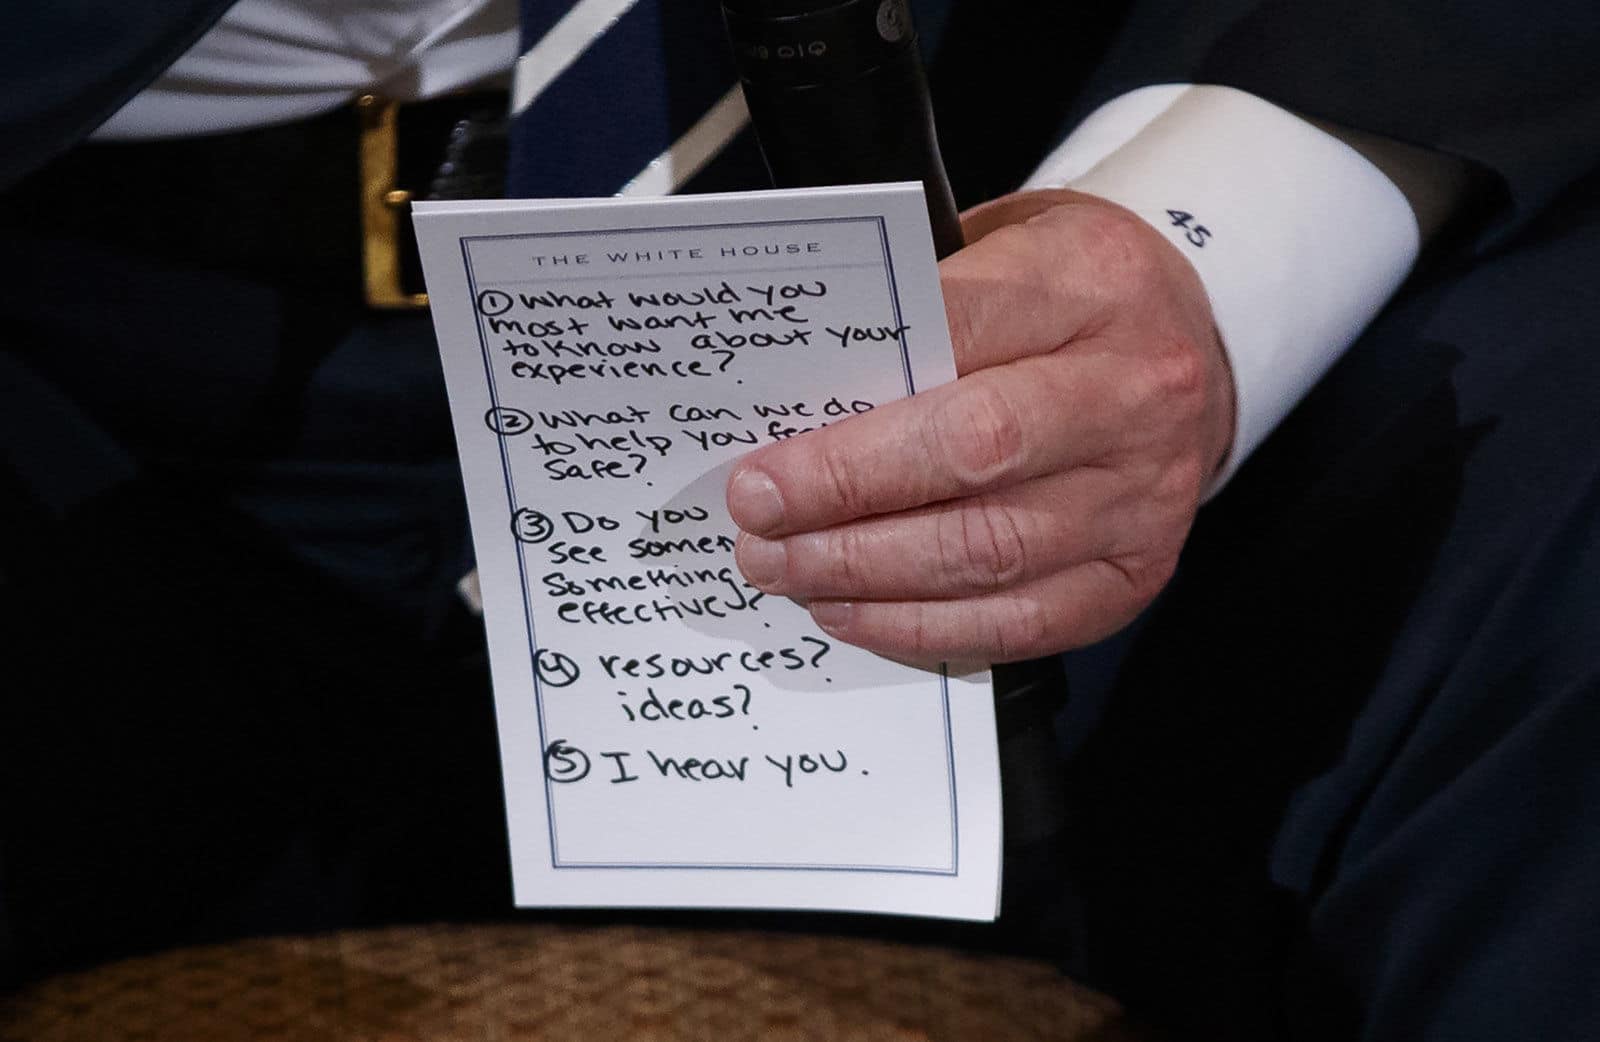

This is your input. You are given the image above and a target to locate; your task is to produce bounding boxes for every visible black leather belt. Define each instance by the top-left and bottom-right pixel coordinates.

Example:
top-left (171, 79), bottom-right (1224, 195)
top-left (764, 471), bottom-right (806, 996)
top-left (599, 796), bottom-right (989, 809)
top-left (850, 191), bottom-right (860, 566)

top-left (0, 90), bottom-right (509, 309)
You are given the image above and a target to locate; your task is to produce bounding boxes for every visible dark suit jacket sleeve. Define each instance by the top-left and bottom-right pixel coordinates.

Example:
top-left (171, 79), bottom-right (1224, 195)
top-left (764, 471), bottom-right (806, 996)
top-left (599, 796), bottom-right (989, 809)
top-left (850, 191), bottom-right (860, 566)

top-left (0, 1), bottom-right (235, 189)
top-left (1067, 0), bottom-right (1600, 250)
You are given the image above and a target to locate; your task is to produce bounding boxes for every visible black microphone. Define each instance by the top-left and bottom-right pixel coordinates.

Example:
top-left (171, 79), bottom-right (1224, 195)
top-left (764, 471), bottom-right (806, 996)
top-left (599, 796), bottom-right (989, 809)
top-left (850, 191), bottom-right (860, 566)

top-left (722, 0), bottom-right (1070, 873)
top-left (720, 0), bottom-right (963, 258)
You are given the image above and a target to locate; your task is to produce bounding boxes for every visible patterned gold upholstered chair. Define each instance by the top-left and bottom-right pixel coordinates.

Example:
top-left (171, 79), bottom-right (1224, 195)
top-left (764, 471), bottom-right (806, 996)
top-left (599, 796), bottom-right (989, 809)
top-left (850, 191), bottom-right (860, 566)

top-left (1, 923), bottom-right (1150, 1041)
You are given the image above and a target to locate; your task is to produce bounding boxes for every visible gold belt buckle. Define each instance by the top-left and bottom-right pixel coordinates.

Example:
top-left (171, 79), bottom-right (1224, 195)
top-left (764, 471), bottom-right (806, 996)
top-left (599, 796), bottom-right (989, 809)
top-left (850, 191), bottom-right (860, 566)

top-left (356, 94), bottom-right (430, 310)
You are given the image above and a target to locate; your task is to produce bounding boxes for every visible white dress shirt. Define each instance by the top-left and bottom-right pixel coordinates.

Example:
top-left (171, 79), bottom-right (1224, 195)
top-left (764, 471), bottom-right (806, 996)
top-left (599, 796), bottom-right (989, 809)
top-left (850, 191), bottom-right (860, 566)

top-left (94, 0), bottom-right (518, 139)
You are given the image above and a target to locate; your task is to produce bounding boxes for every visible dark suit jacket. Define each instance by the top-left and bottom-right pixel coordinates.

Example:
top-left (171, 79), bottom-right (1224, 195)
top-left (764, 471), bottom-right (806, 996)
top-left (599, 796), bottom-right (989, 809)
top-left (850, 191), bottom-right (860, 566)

top-left (0, 2), bottom-right (235, 188)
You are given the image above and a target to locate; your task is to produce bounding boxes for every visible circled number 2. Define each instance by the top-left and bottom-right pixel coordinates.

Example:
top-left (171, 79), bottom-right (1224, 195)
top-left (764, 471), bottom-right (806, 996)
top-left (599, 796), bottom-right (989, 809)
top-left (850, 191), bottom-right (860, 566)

top-left (1167, 209), bottom-right (1212, 248)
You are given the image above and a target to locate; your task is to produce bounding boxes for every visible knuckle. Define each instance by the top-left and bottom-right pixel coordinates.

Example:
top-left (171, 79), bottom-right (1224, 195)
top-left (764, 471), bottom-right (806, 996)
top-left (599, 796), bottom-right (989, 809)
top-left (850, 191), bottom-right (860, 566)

top-left (1159, 455), bottom-right (1208, 510)
top-left (903, 605), bottom-right (939, 659)
top-left (1116, 551), bottom-right (1180, 604)
top-left (822, 525), bottom-right (871, 587)
top-left (816, 443), bottom-right (871, 516)
top-left (992, 596), bottom-right (1052, 662)
top-left (1079, 206), bottom-right (1160, 287)
top-left (1124, 336), bottom-right (1208, 418)
top-left (933, 382), bottom-right (1027, 489)
top-left (941, 499), bottom-right (1029, 591)
top-left (1152, 337), bottom-right (1209, 403)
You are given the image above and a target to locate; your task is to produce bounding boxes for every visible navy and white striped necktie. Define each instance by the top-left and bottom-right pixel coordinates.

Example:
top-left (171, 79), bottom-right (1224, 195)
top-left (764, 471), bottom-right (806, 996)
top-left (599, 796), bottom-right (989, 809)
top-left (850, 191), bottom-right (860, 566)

top-left (507, 0), bottom-right (764, 198)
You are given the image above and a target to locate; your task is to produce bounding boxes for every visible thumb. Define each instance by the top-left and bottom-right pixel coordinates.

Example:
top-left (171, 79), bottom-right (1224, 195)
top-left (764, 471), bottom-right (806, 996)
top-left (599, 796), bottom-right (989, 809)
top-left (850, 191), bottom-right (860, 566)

top-left (941, 194), bottom-right (1104, 375)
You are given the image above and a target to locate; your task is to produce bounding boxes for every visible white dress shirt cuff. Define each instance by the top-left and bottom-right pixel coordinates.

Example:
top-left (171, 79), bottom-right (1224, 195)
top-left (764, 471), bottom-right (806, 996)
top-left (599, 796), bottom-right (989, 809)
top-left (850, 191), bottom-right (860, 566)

top-left (1023, 84), bottom-right (1421, 492)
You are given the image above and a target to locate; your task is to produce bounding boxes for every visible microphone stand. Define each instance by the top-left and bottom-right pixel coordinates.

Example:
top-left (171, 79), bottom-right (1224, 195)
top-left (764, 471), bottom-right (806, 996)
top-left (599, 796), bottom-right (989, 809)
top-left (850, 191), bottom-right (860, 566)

top-left (721, 0), bottom-right (1071, 914)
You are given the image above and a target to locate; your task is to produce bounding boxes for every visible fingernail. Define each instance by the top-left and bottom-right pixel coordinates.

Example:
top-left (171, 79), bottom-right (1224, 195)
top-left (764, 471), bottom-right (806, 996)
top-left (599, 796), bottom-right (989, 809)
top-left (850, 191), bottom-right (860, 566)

top-left (735, 533), bottom-right (786, 589)
top-left (809, 601), bottom-right (853, 632)
top-left (728, 468), bottom-right (785, 534)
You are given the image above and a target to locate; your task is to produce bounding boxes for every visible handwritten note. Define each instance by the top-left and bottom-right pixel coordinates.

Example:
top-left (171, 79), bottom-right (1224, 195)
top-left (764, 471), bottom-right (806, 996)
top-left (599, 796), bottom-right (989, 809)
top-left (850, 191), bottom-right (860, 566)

top-left (413, 184), bottom-right (1000, 920)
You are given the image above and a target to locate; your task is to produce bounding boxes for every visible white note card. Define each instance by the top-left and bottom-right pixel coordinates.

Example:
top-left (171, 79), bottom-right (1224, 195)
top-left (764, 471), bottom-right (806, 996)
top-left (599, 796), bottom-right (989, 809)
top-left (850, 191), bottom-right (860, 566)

top-left (413, 183), bottom-right (1001, 921)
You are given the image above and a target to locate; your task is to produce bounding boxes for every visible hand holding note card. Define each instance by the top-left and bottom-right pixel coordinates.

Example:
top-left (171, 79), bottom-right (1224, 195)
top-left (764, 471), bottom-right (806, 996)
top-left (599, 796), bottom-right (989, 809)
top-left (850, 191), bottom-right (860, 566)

top-left (414, 183), bottom-right (1000, 920)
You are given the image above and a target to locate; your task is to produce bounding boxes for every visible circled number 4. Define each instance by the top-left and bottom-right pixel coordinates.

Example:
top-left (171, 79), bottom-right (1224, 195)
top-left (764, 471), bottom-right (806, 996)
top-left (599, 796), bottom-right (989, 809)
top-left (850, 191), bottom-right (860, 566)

top-left (1167, 210), bottom-right (1212, 248)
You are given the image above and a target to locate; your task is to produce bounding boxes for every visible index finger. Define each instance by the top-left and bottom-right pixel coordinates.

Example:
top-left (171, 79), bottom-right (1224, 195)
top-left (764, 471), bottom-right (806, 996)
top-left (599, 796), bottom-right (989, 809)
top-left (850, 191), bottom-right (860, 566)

top-left (725, 349), bottom-right (1135, 538)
